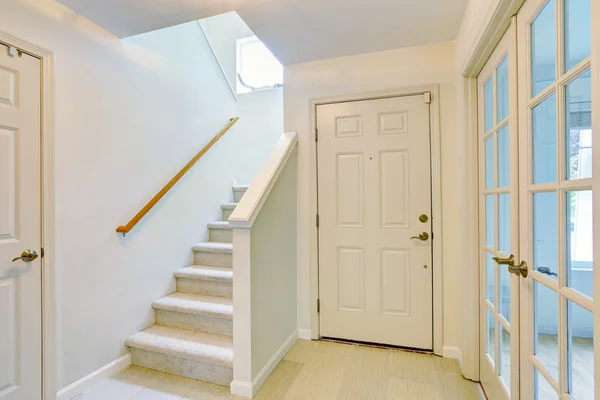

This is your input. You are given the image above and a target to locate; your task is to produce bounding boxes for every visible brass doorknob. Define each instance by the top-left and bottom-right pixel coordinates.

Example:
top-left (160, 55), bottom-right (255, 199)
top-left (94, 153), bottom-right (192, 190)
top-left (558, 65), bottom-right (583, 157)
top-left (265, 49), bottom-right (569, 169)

top-left (493, 254), bottom-right (528, 278)
top-left (12, 249), bottom-right (38, 263)
top-left (410, 232), bottom-right (429, 241)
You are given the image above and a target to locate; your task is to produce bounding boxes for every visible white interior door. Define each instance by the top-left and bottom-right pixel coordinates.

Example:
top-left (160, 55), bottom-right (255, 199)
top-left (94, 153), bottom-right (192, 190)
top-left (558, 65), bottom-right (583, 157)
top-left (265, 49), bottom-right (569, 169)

top-left (517, 0), bottom-right (593, 398)
top-left (478, 21), bottom-right (520, 400)
top-left (317, 94), bottom-right (433, 349)
top-left (0, 44), bottom-right (43, 400)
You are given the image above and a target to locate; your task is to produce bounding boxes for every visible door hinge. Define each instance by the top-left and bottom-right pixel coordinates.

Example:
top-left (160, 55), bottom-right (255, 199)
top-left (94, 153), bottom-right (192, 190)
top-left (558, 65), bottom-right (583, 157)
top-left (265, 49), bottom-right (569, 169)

top-left (315, 128), bottom-right (319, 142)
top-left (41, 247), bottom-right (45, 258)
top-left (424, 92), bottom-right (432, 104)
top-left (316, 214), bottom-right (320, 227)
top-left (317, 299), bottom-right (320, 313)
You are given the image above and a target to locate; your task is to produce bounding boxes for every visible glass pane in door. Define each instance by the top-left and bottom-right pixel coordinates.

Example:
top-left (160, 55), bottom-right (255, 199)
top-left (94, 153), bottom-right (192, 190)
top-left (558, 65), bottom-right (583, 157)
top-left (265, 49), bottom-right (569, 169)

top-left (535, 367), bottom-right (558, 400)
top-left (487, 307), bottom-right (497, 364)
top-left (534, 281), bottom-right (559, 378)
top-left (533, 95), bottom-right (557, 184)
top-left (567, 300), bottom-right (594, 399)
top-left (487, 252), bottom-right (496, 304)
top-left (499, 193), bottom-right (510, 254)
top-left (500, 325), bottom-right (511, 390)
top-left (565, 70), bottom-right (592, 181)
top-left (566, 190), bottom-right (593, 298)
top-left (531, 0), bottom-right (556, 96)
top-left (485, 78), bottom-right (494, 132)
top-left (486, 195), bottom-right (495, 247)
top-left (497, 57), bottom-right (509, 122)
top-left (498, 126), bottom-right (510, 188)
top-left (486, 136), bottom-right (495, 188)
top-left (564, 0), bottom-right (590, 71)
top-left (533, 193), bottom-right (558, 279)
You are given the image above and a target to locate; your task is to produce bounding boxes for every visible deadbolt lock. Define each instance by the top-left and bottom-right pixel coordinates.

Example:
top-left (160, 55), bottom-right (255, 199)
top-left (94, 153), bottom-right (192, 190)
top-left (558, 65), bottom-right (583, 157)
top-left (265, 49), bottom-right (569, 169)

top-left (419, 214), bottom-right (429, 223)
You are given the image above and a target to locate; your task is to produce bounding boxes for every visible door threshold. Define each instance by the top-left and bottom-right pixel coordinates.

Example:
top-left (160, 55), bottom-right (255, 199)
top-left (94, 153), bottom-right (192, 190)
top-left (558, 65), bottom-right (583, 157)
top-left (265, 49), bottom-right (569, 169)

top-left (320, 336), bottom-right (433, 355)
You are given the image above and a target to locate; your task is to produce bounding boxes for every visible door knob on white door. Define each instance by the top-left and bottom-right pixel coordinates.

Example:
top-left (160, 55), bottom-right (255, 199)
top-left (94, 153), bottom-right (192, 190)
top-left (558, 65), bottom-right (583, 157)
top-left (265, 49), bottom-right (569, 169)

top-left (410, 232), bottom-right (429, 241)
top-left (12, 249), bottom-right (38, 263)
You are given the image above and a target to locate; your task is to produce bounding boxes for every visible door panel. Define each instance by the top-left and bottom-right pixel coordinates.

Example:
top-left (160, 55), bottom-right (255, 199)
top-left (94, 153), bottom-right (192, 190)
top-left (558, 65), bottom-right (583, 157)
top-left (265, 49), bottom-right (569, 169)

top-left (317, 95), bottom-right (433, 349)
top-left (0, 44), bottom-right (42, 400)
top-left (517, 0), bottom-right (593, 398)
top-left (478, 22), bottom-right (519, 399)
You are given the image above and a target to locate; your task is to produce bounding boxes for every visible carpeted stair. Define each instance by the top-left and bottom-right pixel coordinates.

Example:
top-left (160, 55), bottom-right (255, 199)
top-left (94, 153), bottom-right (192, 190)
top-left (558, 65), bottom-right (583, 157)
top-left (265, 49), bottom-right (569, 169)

top-left (125, 184), bottom-right (248, 386)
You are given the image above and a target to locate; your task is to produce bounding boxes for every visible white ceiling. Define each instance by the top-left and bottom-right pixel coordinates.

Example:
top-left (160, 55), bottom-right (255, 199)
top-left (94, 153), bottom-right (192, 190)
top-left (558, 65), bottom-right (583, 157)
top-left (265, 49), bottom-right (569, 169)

top-left (237, 0), bottom-right (469, 65)
top-left (56, 0), bottom-right (468, 65)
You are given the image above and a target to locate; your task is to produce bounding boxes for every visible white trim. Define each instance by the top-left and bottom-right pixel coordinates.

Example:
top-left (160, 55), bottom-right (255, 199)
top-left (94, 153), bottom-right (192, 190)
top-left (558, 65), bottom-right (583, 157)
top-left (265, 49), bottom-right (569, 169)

top-left (56, 354), bottom-right (132, 400)
top-left (196, 21), bottom-right (238, 103)
top-left (308, 85), bottom-right (443, 355)
top-left (252, 330), bottom-right (297, 396)
top-left (0, 30), bottom-right (57, 400)
top-left (442, 346), bottom-right (463, 365)
top-left (229, 132), bottom-right (298, 229)
top-left (230, 380), bottom-right (253, 398)
top-left (231, 331), bottom-right (298, 398)
top-left (297, 329), bottom-right (312, 340)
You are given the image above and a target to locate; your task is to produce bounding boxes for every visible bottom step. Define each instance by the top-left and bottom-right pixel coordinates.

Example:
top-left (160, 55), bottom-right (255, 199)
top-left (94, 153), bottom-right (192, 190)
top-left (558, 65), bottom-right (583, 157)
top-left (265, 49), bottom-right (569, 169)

top-left (126, 325), bottom-right (233, 386)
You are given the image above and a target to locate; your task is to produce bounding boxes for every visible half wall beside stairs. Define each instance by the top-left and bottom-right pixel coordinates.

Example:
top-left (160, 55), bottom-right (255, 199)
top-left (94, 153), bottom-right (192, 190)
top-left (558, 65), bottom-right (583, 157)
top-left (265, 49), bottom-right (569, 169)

top-left (229, 131), bottom-right (299, 398)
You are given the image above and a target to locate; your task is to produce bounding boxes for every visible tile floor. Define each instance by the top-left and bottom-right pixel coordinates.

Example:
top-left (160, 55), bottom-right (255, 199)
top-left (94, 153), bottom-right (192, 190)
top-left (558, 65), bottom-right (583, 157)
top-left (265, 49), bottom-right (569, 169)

top-left (76, 339), bottom-right (482, 400)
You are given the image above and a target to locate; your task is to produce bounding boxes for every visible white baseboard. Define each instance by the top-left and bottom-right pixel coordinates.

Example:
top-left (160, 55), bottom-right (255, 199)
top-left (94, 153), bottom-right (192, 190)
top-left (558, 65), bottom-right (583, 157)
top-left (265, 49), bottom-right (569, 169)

top-left (231, 330), bottom-right (298, 398)
top-left (56, 353), bottom-right (132, 400)
top-left (297, 329), bottom-right (312, 340)
top-left (230, 380), bottom-right (253, 398)
top-left (442, 346), bottom-right (463, 365)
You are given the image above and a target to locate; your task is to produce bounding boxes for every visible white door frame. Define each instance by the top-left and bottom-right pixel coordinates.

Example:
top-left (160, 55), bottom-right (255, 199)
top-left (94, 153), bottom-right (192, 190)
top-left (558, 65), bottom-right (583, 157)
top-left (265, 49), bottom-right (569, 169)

top-left (0, 31), bottom-right (56, 400)
top-left (459, 0), bottom-right (600, 394)
top-left (308, 84), bottom-right (444, 356)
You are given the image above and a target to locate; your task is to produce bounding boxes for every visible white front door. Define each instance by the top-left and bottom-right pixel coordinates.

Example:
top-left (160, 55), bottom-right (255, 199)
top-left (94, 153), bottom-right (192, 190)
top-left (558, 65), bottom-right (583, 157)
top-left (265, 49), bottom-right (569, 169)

top-left (317, 94), bottom-right (433, 349)
top-left (0, 44), bottom-right (43, 400)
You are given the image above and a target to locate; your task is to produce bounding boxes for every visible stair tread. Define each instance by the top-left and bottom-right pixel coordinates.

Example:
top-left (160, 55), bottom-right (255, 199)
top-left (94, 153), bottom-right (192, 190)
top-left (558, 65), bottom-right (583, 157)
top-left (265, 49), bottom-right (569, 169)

top-left (207, 221), bottom-right (231, 230)
top-left (174, 266), bottom-right (233, 282)
top-left (126, 325), bottom-right (232, 367)
top-left (153, 292), bottom-right (232, 319)
top-left (232, 184), bottom-right (249, 191)
top-left (192, 242), bottom-right (233, 253)
top-left (221, 203), bottom-right (238, 210)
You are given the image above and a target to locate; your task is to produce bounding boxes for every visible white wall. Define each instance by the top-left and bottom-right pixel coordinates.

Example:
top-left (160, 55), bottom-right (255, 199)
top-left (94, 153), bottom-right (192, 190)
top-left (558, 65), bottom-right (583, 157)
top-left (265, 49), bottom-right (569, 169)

top-left (250, 148), bottom-right (298, 379)
top-left (200, 12), bottom-right (253, 92)
top-left (0, 0), bottom-right (282, 391)
top-left (284, 41), bottom-right (462, 351)
top-left (200, 11), bottom-right (285, 173)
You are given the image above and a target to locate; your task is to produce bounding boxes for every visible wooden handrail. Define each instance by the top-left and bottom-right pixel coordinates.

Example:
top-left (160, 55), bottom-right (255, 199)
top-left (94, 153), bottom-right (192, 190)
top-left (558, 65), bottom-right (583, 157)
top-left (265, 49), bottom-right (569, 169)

top-left (116, 117), bottom-right (239, 235)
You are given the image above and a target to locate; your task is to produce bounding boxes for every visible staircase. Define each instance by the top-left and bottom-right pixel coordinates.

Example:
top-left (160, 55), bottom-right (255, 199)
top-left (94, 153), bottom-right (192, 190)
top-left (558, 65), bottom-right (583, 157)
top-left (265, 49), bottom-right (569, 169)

top-left (125, 184), bottom-right (248, 386)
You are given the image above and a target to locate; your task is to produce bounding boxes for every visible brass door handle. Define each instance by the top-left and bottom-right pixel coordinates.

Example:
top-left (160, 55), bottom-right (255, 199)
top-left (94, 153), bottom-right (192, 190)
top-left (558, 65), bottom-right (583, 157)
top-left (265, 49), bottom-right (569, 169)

top-left (12, 249), bottom-right (38, 263)
top-left (410, 232), bottom-right (429, 241)
top-left (492, 254), bottom-right (528, 278)
top-left (509, 261), bottom-right (528, 278)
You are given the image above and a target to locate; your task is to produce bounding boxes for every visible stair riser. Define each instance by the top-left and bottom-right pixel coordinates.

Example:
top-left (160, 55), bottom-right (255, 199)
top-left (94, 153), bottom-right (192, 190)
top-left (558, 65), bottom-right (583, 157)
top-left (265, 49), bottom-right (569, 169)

top-left (194, 251), bottom-right (232, 267)
top-left (233, 189), bottom-right (247, 203)
top-left (209, 228), bottom-right (233, 243)
top-left (155, 310), bottom-right (232, 336)
top-left (222, 208), bottom-right (234, 221)
top-left (176, 278), bottom-right (232, 298)
top-left (130, 348), bottom-right (232, 386)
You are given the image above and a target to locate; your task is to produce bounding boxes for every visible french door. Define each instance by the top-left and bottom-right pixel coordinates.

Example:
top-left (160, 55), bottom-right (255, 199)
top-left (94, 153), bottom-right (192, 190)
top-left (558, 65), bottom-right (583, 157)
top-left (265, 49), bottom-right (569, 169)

top-left (478, 20), bottom-right (520, 399)
top-left (478, 0), bottom-right (594, 398)
top-left (517, 0), bottom-right (593, 398)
